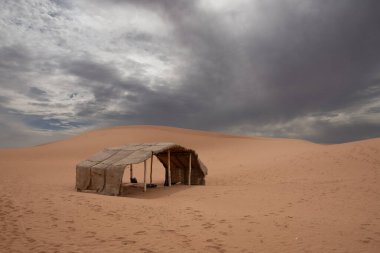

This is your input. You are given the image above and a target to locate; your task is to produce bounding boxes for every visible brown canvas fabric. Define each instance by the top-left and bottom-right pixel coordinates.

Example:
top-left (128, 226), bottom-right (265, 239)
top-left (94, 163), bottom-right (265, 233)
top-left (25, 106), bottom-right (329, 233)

top-left (75, 143), bottom-right (208, 196)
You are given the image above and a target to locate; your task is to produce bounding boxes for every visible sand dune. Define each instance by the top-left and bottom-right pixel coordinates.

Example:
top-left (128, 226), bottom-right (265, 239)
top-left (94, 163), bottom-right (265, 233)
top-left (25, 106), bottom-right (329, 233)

top-left (0, 125), bottom-right (379, 252)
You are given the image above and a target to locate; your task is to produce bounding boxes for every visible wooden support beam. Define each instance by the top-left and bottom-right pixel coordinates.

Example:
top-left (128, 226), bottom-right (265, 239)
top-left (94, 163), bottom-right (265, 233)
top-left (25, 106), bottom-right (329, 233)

top-left (188, 153), bottom-right (192, 185)
top-left (168, 150), bottom-right (171, 187)
top-left (150, 152), bottom-right (153, 184)
top-left (143, 160), bottom-right (147, 192)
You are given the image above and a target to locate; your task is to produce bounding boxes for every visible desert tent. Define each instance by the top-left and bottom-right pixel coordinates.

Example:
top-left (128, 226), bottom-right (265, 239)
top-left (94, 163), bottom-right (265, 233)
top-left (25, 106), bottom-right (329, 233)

top-left (75, 143), bottom-right (208, 196)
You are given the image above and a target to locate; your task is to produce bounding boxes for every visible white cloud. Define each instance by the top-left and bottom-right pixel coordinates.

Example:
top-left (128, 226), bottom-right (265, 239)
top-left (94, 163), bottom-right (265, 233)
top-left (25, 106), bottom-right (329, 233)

top-left (0, 0), bottom-right (183, 142)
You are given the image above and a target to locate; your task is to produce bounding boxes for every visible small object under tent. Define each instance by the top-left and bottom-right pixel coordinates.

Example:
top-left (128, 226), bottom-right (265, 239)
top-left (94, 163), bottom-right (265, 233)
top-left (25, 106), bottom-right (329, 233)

top-left (75, 143), bottom-right (208, 196)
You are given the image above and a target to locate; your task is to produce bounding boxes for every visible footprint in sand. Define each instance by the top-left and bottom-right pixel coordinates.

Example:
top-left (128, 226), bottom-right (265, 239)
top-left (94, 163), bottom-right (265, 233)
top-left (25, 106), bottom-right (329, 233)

top-left (205, 244), bottom-right (226, 253)
top-left (122, 240), bottom-right (136, 245)
top-left (160, 229), bottom-right (175, 233)
top-left (134, 230), bottom-right (146, 235)
top-left (140, 248), bottom-right (155, 253)
top-left (202, 222), bottom-right (215, 229)
top-left (359, 237), bottom-right (373, 244)
top-left (84, 231), bottom-right (96, 238)
top-left (26, 238), bottom-right (36, 243)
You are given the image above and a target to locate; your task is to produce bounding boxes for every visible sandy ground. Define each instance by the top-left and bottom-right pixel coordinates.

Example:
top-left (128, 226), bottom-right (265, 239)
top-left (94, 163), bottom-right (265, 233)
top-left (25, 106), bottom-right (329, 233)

top-left (0, 125), bottom-right (379, 253)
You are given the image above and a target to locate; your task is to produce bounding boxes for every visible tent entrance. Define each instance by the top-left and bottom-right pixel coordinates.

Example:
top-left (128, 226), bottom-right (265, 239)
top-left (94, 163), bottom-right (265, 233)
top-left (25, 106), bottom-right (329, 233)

top-left (120, 150), bottom-right (194, 195)
top-left (120, 154), bottom-right (166, 195)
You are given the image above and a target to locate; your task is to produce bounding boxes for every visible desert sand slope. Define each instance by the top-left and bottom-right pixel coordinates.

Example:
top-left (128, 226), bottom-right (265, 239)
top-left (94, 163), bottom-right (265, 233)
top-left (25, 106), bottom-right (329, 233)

top-left (0, 125), bottom-right (379, 253)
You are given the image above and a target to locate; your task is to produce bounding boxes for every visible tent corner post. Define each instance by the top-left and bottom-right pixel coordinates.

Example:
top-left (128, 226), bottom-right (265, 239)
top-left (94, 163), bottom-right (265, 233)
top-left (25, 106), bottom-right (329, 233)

top-left (150, 152), bottom-right (153, 184)
top-left (143, 160), bottom-right (147, 192)
top-left (168, 150), bottom-right (171, 187)
top-left (188, 153), bottom-right (192, 185)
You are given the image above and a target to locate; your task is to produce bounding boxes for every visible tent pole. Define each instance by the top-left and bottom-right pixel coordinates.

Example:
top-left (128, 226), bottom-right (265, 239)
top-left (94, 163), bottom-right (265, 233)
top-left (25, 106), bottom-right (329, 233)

top-left (188, 153), bottom-right (192, 185)
top-left (143, 160), bottom-right (147, 192)
top-left (150, 152), bottom-right (153, 184)
top-left (130, 164), bottom-right (133, 178)
top-left (168, 150), bottom-right (171, 187)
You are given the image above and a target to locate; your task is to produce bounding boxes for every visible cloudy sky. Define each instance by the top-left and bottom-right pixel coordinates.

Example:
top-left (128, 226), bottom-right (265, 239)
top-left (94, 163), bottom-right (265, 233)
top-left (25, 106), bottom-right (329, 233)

top-left (0, 0), bottom-right (379, 147)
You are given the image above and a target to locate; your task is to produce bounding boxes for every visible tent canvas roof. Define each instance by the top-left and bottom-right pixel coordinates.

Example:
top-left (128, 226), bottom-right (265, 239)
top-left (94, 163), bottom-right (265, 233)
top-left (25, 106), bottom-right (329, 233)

top-left (77, 143), bottom-right (206, 174)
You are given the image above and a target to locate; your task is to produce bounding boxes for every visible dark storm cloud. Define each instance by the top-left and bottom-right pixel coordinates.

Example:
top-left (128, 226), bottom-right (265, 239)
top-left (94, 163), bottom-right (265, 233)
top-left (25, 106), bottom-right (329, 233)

top-left (367, 107), bottom-right (380, 114)
top-left (0, 96), bottom-right (10, 104)
top-left (57, 0), bottom-right (380, 143)
top-left (0, 45), bottom-right (32, 71)
top-left (91, 0), bottom-right (247, 128)
top-left (50, 0), bottom-right (73, 9)
top-left (28, 87), bottom-right (50, 101)
top-left (23, 116), bottom-right (77, 130)
top-left (61, 59), bottom-right (151, 104)
top-left (245, 1), bottom-right (380, 112)
top-left (61, 58), bottom-right (203, 125)
top-left (308, 121), bottom-right (380, 144)
top-left (114, 0), bottom-right (380, 142)
top-left (62, 60), bottom-right (119, 85)
top-left (0, 45), bottom-right (34, 91)
top-left (1, 0), bottom-right (379, 147)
